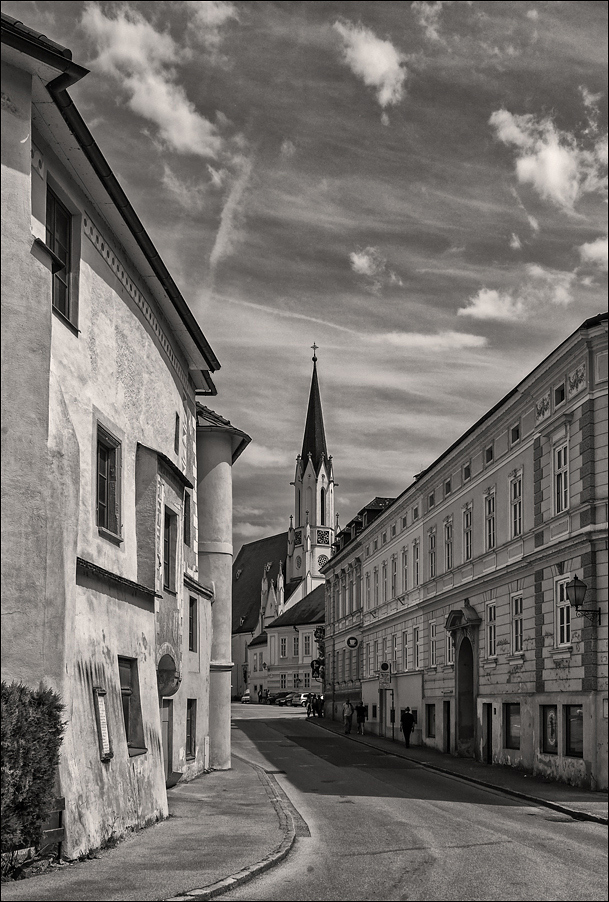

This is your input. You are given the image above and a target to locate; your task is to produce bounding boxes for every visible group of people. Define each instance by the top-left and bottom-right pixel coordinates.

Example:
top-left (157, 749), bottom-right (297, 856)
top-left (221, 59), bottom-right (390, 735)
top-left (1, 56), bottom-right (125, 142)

top-left (306, 693), bottom-right (324, 718)
top-left (341, 699), bottom-right (416, 746)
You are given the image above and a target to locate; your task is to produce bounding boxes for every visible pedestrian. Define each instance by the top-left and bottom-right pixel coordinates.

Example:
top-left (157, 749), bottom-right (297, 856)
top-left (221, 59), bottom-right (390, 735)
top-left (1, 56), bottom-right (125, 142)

top-left (257, 689), bottom-right (263, 704)
top-left (313, 694), bottom-right (321, 717)
top-left (306, 694), bottom-right (313, 718)
top-left (400, 707), bottom-right (415, 748)
top-left (355, 701), bottom-right (366, 735)
top-left (342, 698), bottom-right (354, 734)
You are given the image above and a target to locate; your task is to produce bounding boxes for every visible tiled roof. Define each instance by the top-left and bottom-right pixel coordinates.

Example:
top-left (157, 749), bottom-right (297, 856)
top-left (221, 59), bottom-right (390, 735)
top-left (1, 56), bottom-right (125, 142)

top-left (232, 532), bottom-right (288, 634)
top-left (266, 584), bottom-right (325, 628)
top-left (248, 631), bottom-right (268, 648)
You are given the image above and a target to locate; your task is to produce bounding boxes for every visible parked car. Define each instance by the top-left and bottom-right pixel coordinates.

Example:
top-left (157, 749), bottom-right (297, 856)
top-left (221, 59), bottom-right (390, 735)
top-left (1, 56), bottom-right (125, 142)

top-left (297, 693), bottom-right (310, 707)
top-left (276, 692), bottom-right (296, 706)
top-left (240, 691), bottom-right (251, 704)
top-left (267, 691), bottom-right (290, 705)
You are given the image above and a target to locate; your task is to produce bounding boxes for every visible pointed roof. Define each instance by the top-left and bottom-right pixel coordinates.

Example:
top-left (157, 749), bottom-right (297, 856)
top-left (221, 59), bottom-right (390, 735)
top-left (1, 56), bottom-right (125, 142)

top-left (300, 352), bottom-right (328, 473)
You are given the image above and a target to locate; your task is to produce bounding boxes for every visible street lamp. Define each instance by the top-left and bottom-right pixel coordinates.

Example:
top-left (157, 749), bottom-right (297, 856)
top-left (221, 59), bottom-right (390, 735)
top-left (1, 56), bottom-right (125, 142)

top-left (565, 575), bottom-right (601, 625)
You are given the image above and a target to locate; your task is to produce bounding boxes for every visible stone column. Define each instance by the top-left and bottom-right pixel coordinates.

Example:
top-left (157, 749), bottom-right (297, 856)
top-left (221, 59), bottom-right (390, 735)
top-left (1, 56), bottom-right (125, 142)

top-left (196, 429), bottom-right (234, 770)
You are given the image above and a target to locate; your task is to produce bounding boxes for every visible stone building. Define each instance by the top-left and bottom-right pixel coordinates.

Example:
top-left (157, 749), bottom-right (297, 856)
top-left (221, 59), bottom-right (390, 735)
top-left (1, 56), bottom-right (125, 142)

top-left (324, 314), bottom-right (608, 789)
top-left (1, 13), bottom-right (249, 856)
top-left (231, 351), bottom-right (334, 697)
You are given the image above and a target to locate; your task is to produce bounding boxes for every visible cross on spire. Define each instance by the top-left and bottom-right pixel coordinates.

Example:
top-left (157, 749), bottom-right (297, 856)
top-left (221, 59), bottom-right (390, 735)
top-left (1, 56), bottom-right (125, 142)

top-left (311, 342), bottom-right (318, 362)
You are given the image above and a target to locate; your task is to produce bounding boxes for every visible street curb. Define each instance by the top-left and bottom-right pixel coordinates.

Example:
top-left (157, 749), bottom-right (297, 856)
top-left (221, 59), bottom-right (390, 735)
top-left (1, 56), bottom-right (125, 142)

top-left (311, 719), bottom-right (609, 827)
top-left (164, 757), bottom-right (297, 902)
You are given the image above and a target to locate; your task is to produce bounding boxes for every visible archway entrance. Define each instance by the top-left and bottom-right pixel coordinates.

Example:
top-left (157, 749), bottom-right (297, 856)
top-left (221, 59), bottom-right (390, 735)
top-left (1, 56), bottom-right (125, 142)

top-left (457, 636), bottom-right (475, 757)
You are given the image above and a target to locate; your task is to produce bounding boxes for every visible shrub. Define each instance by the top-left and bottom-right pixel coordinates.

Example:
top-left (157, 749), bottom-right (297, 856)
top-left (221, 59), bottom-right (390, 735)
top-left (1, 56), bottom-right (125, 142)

top-left (1, 681), bottom-right (65, 857)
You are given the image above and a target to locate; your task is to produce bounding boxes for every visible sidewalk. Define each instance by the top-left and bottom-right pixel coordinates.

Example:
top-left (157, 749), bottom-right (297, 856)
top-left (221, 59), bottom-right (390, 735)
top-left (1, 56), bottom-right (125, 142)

top-left (311, 714), bottom-right (609, 825)
top-left (2, 717), bottom-right (606, 902)
top-left (1, 754), bottom-right (294, 902)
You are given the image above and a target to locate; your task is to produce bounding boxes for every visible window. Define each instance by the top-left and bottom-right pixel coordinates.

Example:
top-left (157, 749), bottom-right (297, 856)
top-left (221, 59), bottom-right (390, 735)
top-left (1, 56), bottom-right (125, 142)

top-left (512, 594), bottom-right (523, 654)
top-left (304, 672), bottom-right (310, 689)
top-left (304, 635), bottom-right (311, 656)
top-left (463, 507), bottom-right (472, 562)
top-left (510, 423), bottom-right (520, 445)
top-left (565, 705), bottom-right (583, 758)
top-left (392, 634), bottom-right (398, 666)
top-left (446, 630), bottom-right (454, 665)
top-left (401, 516), bottom-right (407, 529)
top-left (382, 562), bottom-right (387, 602)
top-left (554, 442), bottom-right (569, 514)
top-left (445, 479), bottom-right (451, 497)
top-left (428, 491), bottom-right (435, 510)
top-left (487, 603), bottom-right (496, 657)
top-left (485, 492), bottom-right (495, 551)
top-left (186, 699), bottom-right (196, 758)
top-left (183, 492), bottom-right (191, 546)
top-left (188, 597), bottom-right (198, 652)
top-left (413, 504), bottom-right (419, 521)
top-left (280, 673), bottom-right (287, 689)
top-left (504, 703), bottom-right (521, 749)
top-left (554, 382), bottom-right (565, 407)
top-left (374, 640), bottom-right (380, 671)
top-left (374, 539), bottom-right (378, 551)
top-left (413, 542), bottom-right (420, 586)
top-left (365, 544), bottom-right (370, 558)
top-left (118, 657), bottom-right (145, 754)
top-left (414, 627), bottom-right (420, 669)
top-left (402, 631), bottom-right (408, 671)
top-left (320, 488), bottom-right (326, 525)
top-left (485, 444), bottom-right (494, 465)
top-left (365, 573), bottom-right (371, 609)
top-left (428, 531), bottom-right (436, 579)
top-left (401, 549), bottom-right (408, 593)
top-left (253, 655), bottom-right (258, 672)
top-left (293, 636), bottom-right (299, 657)
top-left (510, 472), bottom-right (522, 538)
top-left (164, 507), bottom-right (178, 591)
top-left (373, 569), bottom-right (379, 605)
top-left (280, 637), bottom-right (287, 657)
top-left (556, 578), bottom-right (571, 646)
top-left (426, 704), bottom-right (436, 738)
top-left (430, 621), bottom-right (437, 667)
top-left (444, 520), bottom-right (453, 570)
top-left (46, 185), bottom-right (73, 322)
top-left (463, 462), bottom-right (471, 481)
top-left (391, 557), bottom-right (397, 598)
top-left (391, 524), bottom-right (396, 537)
top-left (97, 426), bottom-right (121, 538)
top-left (541, 705), bottom-right (558, 755)
top-left (174, 413), bottom-right (180, 455)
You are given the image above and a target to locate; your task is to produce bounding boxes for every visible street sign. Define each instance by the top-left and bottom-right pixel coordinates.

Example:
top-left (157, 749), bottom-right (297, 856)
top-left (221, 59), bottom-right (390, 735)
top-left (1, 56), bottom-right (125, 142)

top-left (378, 663), bottom-right (391, 688)
top-left (346, 636), bottom-right (359, 648)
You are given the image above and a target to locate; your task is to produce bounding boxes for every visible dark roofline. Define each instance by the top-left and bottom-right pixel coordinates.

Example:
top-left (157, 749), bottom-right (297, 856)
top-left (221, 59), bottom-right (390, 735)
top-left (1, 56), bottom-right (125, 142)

top-left (1, 12), bottom-right (220, 383)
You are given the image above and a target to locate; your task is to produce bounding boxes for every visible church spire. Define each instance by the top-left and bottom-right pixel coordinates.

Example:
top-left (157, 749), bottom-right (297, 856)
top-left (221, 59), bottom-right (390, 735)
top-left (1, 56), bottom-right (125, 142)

top-left (300, 344), bottom-right (328, 473)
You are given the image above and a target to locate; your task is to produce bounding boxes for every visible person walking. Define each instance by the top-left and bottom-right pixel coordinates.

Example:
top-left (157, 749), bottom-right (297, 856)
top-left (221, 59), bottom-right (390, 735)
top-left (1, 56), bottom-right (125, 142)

top-left (342, 698), bottom-right (354, 734)
top-left (400, 707), bottom-right (415, 748)
top-left (355, 702), bottom-right (366, 735)
top-left (306, 694), bottom-right (313, 718)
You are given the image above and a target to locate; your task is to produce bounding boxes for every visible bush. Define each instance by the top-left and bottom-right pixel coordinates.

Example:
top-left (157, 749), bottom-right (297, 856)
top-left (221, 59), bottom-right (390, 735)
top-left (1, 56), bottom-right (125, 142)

top-left (1, 681), bottom-right (65, 857)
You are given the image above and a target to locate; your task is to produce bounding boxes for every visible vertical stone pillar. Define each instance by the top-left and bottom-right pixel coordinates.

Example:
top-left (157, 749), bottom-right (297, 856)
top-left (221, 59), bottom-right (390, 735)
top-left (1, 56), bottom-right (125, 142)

top-left (197, 429), bottom-right (234, 770)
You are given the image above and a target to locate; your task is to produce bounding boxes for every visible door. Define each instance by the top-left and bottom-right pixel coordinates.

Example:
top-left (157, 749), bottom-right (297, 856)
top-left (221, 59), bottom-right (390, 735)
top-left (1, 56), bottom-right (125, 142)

top-left (161, 699), bottom-right (173, 780)
top-left (443, 701), bottom-right (451, 753)
top-left (483, 702), bottom-right (492, 764)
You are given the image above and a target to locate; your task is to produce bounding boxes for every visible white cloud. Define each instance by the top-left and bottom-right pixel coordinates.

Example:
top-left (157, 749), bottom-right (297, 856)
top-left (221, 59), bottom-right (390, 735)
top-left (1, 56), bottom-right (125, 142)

top-left (373, 330), bottom-right (487, 350)
top-left (349, 246), bottom-right (402, 291)
top-left (333, 20), bottom-right (407, 108)
top-left (411, 1), bottom-right (450, 43)
top-left (490, 108), bottom-right (608, 212)
top-left (510, 233), bottom-right (522, 250)
top-left (184, 0), bottom-right (238, 51)
top-left (381, 111), bottom-right (390, 127)
top-left (280, 139), bottom-right (296, 159)
top-left (240, 444), bottom-right (291, 469)
top-left (207, 164), bottom-right (228, 188)
top-left (82, 4), bottom-right (223, 158)
top-left (162, 164), bottom-right (207, 210)
top-left (209, 156), bottom-right (254, 271)
top-left (458, 265), bottom-right (576, 321)
top-left (578, 236), bottom-right (608, 271)
top-left (527, 9), bottom-right (539, 20)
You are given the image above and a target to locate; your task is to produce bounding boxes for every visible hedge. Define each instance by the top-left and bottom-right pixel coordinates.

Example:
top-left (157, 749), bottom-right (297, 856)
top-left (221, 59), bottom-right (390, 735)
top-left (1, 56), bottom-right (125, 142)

top-left (1, 681), bottom-right (65, 855)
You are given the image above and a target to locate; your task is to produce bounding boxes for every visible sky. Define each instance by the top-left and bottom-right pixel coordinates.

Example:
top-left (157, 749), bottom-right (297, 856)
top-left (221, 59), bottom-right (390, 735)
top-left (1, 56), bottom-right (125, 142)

top-left (4, 0), bottom-right (607, 554)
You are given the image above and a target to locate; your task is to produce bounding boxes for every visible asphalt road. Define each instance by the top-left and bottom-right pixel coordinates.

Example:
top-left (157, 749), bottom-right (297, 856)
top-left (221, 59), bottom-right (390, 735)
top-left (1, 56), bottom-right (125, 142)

top-left (227, 709), bottom-right (608, 902)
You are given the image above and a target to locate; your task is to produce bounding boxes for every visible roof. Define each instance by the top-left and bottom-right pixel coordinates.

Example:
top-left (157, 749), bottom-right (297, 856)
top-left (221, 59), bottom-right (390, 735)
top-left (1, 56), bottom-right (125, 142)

top-left (266, 584), bottom-right (325, 629)
top-left (1, 12), bottom-right (220, 391)
top-left (248, 631), bottom-right (268, 649)
top-left (196, 405), bottom-right (251, 464)
top-left (232, 532), bottom-right (288, 634)
top-left (300, 358), bottom-right (328, 472)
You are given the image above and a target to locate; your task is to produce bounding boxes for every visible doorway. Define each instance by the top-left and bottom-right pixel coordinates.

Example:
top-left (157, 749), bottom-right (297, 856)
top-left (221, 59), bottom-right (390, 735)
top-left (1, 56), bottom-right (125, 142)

top-left (483, 703), bottom-right (492, 764)
top-left (456, 636), bottom-right (475, 756)
top-left (443, 700), bottom-right (451, 753)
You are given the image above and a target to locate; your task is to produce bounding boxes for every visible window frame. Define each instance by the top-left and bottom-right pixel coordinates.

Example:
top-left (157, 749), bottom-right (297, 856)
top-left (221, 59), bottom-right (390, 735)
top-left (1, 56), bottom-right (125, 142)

top-left (293, 635), bottom-right (299, 657)
top-left (280, 637), bottom-right (287, 658)
top-left (564, 704), bottom-right (584, 758)
top-left (541, 704), bottom-right (558, 755)
top-left (510, 470), bottom-right (522, 539)
top-left (511, 593), bottom-right (523, 654)
top-left (401, 548), bottom-right (408, 593)
top-left (463, 505), bottom-right (472, 562)
top-left (117, 656), bottom-right (146, 755)
top-left (444, 518), bottom-right (453, 571)
top-left (96, 425), bottom-right (122, 541)
top-left (555, 576), bottom-right (571, 647)
top-left (186, 698), bottom-right (197, 759)
top-left (504, 703), bottom-right (521, 750)
top-left (46, 183), bottom-right (80, 329)
top-left (485, 490), bottom-right (496, 552)
top-left (402, 630), bottom-right (408, 671)
top-left (445, 630), bottom-right (454, 665)
top-left (428, 530), bottom-right (436, 579)
top-left (188, 596), bottom-right (198, 652)
top-left (429, 620), bottom-right (437, 668)
top-left (413, 541), bottom-right (420, 586)
top-left (486, 602), bottom-right (497, 658)
top-left (414, 627), bottom-right (420, 670)
top-left (554, 441), bottom-right (569, 515)
top-left (163, 506), bottom-right (178, 592)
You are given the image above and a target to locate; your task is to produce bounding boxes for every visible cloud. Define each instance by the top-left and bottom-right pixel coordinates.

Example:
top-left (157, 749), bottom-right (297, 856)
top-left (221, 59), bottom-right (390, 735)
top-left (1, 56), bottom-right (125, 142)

top-left (527, 9), bottom-right (539, 20)
top-left (458, 265), bottom-right (576, 321)
top-left (510, 233), bottom-right (522, 250)
top-left (372, 330), bottom-right (487, 351)
top-left (280, 139), bottom-right (296, 159)
top-left (207, 164), bottom-right (228, 188)
top-left (82, 4), bottom-right (223, 158)
top-left (162, 164), bottom-right (207, 210)
top-left (578, 236), bottom-right (608, 271)
top-left (333, 20), bottom-right (407, 108)
top-left (209, 156), bottom-right (254, 271)
top-left (349, 246), bottom-right (402, 291)
top-left (184, 0), bottom-right (238, 50)
top-left (490, 108), bottom-right (608, 212)
top-left (411, 1), bottom-right (450, 43)
top-left (240, 445), bottom-right (291, 469)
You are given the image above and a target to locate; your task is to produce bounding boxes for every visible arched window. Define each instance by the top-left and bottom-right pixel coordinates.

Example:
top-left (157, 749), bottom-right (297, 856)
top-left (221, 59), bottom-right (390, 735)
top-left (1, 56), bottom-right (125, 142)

top-left (320, 488), bottom-right (326, 525)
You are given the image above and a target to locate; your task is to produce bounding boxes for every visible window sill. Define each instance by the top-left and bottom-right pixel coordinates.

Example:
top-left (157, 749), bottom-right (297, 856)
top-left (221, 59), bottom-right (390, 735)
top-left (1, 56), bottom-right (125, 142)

top-left (52, 304), bottom-right (80, 336)
top-left (507, 653), bottom-right (524, 664)
top-left (442, 664), bottom-right (455, 671)
top-left (551, 646), bottom-right (572, 660)
top-left (483, 658), bottom-right (498, 670)
top-left (98, 527), bottom-right (123, 546)
top-left (163, 587), bottom-right (177, 597)
top-left (127, 746), bottom-right (148, 757)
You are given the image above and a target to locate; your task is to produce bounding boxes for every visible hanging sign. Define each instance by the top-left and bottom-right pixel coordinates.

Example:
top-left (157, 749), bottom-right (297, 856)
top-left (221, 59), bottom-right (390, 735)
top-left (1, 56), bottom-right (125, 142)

top-left (346, 636), bottom-right (359, 649)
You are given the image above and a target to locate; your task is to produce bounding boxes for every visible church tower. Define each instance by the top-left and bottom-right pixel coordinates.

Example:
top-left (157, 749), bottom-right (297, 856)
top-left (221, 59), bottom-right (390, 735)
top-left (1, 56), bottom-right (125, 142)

top-left (286, 346), bottom-right (335, 597)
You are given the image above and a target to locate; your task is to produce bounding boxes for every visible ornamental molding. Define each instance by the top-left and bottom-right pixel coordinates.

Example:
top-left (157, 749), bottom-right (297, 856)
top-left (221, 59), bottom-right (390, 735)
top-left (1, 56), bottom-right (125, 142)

top-left (568, 361), bottom-right (586, 398)
top-left (535, 391), bottom-right (551, 423)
